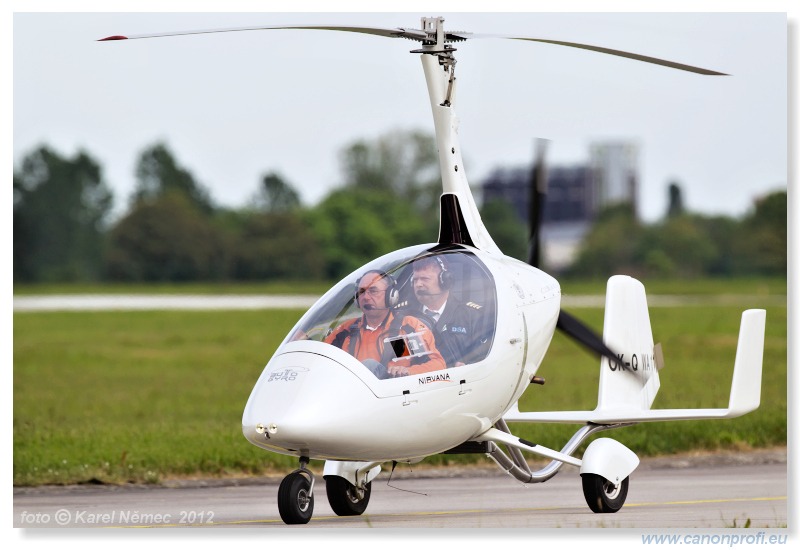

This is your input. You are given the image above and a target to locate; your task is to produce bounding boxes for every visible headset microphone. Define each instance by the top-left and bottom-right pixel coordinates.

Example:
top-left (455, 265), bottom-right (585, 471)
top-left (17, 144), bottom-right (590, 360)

top-left (415, 290), bottom-right (444, 297)
top-left (355, 270), bottom-right (399, 309)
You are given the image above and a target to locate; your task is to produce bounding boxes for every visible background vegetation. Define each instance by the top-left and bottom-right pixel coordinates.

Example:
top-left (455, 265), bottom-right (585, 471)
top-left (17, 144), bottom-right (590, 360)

top-left (14, 131), bottom-right (787, 285)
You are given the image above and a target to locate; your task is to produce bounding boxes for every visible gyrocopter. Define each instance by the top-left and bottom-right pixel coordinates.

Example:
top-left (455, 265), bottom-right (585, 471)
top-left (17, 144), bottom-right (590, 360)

top-left (101, 17), bottom-right (766, 524)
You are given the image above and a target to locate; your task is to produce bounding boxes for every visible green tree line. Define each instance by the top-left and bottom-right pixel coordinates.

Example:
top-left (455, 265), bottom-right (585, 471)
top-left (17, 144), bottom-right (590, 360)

top-left (566, 187), bottom-right (787, 279)
top-left (13, 132), bottom-right (786, 284)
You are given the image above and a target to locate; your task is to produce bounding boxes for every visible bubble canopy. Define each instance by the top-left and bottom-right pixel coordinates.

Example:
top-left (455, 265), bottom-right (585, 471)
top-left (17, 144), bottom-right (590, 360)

top-left (285, 244), bottom-right (497, 380)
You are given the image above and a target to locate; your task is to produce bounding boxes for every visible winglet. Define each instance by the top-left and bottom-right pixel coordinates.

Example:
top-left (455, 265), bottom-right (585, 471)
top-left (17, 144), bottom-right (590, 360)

top-left (726, 309), bottom-right (766, 416)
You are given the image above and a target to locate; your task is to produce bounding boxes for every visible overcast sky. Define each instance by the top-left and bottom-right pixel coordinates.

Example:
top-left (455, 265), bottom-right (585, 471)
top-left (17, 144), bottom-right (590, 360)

top-left (9, 5), bottom-right (791, 226)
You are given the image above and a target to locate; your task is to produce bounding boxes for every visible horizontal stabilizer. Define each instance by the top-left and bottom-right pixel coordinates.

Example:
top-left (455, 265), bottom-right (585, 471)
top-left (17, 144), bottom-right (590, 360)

top-left (504, 309), bottom-right (766, 425)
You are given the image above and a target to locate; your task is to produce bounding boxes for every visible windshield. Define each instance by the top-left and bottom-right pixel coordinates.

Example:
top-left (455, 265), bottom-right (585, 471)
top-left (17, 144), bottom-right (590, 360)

top-left (287, 244), bottom-right (497, 380)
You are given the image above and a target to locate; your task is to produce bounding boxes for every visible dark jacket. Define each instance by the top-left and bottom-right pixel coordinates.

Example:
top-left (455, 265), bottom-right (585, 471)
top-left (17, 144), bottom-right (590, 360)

top-left (424, 298), bottom-right (492, 368)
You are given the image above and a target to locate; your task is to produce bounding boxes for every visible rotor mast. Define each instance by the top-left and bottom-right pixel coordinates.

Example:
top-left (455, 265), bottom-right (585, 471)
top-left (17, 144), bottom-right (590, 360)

top-left (416, 17), bottom-right (501, 254)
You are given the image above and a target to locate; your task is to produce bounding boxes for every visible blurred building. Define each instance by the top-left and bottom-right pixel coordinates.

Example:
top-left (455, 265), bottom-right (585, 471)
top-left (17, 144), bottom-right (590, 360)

top-left (589, 142), bottom-right (639, 219)
top-left (481, 140), bottom-right (639, 271)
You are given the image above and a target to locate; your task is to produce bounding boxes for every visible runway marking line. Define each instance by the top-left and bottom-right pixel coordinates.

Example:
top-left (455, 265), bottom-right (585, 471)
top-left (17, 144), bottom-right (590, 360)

top-left (625, 496), bottom-right (786, 508)
top-left (122, 495), bottom-right (786, 527)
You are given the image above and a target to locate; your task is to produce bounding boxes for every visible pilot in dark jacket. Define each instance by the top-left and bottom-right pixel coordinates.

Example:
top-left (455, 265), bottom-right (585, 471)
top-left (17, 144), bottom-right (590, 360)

top-left (411, 256), bottom-right (492, 368)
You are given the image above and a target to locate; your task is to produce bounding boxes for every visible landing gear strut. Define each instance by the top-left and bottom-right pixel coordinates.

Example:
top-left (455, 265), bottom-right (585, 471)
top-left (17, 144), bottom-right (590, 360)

top-left (278, 456), bottom-right (315, 524)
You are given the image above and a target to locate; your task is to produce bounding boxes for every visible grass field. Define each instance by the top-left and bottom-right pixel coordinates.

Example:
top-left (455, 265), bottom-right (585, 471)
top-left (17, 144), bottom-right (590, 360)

top-left (13, 283), bottom-right (787, 486)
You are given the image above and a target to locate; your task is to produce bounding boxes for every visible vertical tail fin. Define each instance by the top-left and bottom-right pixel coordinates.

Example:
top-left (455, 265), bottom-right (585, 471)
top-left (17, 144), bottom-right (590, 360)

top-left (597, 275), bottom-right (661, 413)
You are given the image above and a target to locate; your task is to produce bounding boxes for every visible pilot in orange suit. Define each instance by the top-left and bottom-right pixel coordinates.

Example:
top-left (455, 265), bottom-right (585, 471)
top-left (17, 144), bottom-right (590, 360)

top-left (325, 270), bottom-right (445, 379)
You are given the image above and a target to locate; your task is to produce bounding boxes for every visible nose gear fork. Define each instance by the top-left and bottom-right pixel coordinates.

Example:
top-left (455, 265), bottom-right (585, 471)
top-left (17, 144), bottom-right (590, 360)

top-left (294, 455), bottom-right (316, 499)
top-left (277, 456), bottom-right (316, 524)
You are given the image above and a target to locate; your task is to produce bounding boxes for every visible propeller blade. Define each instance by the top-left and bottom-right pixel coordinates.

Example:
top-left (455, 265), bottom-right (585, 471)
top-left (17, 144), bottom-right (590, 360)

top-left (556, 309), bottom-right (629, 371)
top-left (527, 138), bottom-right (549, 268)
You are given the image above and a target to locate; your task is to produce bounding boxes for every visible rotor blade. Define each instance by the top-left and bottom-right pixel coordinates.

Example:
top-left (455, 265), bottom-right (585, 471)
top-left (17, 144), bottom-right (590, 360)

top-left (98, 24), bottom-right (429, 42)
top-left (556, 309), bottom-right (629, 371)
top-left (468, 33), bottom-right (727, 75)
top-left (98, 22), bottom-right (726, 76)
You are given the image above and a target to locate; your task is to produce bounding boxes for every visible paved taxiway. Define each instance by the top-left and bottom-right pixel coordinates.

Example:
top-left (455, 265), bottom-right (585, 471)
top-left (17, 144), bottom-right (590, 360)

top-left (14, 450), bottom-right (787, 529)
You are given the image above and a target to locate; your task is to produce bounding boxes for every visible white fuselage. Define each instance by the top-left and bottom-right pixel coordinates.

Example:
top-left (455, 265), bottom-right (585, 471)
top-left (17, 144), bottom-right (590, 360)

top-left (243, 47), bottom-right (560, 462)
top-left (242, 249), bottom-right (560, 462)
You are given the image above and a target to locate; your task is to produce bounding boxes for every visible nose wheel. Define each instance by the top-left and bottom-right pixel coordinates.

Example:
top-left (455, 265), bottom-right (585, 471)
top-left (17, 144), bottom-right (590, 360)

top-left (278, 457), bottom-right (315, 524)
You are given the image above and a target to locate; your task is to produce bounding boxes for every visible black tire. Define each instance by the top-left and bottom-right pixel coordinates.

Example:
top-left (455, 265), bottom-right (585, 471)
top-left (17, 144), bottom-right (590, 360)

top-left (278, 472), bottom-right (314, 524)
top-left (325, 475), bottom-right (372, 516)
top-left (581, 473), bottom-right (629, 513)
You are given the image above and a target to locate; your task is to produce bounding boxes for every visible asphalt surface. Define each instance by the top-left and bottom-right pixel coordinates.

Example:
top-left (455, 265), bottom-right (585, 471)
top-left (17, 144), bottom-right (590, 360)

top-left (13, 448), bottom-right (788, 530)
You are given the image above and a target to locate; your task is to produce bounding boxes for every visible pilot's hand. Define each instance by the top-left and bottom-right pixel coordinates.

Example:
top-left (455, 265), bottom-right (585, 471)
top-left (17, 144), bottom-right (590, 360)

top-left (387, 365), bottom-right (410, 377)
top-left (289, 330), bottom-right (309, 341)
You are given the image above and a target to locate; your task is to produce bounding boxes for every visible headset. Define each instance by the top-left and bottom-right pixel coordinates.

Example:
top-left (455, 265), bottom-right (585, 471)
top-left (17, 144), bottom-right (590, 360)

top-left (435, 256), bottom-right (454, 290)
top-left (354, 270), bottom-right (399, 309)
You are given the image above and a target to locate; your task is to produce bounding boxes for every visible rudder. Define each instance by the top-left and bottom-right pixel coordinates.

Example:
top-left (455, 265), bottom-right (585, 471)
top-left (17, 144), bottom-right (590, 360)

top-left (597, 276), bottom-right (661, 413)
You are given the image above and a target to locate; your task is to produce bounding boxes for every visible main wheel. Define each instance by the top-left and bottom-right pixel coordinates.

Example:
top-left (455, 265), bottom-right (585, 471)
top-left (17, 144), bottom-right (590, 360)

top-left (278, 472), bottom-right (314, 524)
top-left (325, 475), bottom-right (372, 516)
top-left (581, 473), bottom-right (629, 513)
